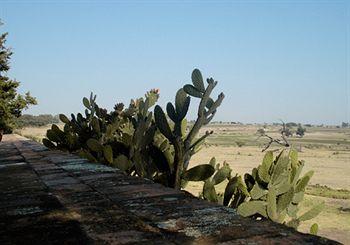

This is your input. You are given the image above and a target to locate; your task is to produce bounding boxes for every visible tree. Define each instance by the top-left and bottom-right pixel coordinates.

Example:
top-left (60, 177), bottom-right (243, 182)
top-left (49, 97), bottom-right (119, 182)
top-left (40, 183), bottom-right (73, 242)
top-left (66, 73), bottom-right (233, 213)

top-left (286, 122), bottom-right (297, 127)
top-left (0, 22), bottom-right (37, 138)
top-left (16, 114), bottom-right (59, 128)
top-left (283, 126), bottom-right (293, 137)
top-left (296, 124), bottom-right (306, 137)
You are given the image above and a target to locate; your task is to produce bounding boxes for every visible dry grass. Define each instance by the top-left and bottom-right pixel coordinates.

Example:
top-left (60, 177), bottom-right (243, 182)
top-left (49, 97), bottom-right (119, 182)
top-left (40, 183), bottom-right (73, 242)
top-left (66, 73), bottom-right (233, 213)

top-left (14, 124), bottom-right (63, 142)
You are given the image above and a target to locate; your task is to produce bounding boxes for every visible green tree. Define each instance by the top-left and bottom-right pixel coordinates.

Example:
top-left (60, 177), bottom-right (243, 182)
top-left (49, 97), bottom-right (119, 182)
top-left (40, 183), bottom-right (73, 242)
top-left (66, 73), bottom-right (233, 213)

top-left (0, 22), bottom-right (37, 137)
top-left (342, 122), bottom-right (349, 128)
top-left (296, 124), bottom-right (306, 137)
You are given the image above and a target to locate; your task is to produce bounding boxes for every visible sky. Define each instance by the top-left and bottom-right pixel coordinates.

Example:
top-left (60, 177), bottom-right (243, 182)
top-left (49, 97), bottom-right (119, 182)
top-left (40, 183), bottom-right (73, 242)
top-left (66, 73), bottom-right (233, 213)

top-left (0, 0), bottom-right (349, 125)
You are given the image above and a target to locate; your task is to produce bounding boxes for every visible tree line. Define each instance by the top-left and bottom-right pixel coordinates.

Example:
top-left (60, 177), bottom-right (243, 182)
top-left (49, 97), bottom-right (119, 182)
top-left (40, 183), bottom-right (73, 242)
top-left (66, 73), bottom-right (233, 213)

top-left (16, 114), bottom-right (59, 128)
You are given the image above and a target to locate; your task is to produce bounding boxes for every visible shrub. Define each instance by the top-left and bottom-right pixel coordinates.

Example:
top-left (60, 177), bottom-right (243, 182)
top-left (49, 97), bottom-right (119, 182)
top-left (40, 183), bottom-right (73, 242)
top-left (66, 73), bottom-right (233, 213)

top-left (342, 122), bottom-right (349, 128)
top-left (296, 124), bottom-right (306, 137)
top-left (286, 122), bottom-right (298, 127)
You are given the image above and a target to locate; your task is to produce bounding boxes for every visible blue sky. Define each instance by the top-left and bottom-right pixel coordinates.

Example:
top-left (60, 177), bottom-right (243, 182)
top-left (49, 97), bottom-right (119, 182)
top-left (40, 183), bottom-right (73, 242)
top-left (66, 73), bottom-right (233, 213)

top-left (1, 0), bottom-right (349, 125)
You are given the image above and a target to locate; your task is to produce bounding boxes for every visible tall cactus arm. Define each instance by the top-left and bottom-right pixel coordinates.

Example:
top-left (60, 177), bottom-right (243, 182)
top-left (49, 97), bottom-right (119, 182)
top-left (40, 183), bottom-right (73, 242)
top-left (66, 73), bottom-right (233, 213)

top-left (185, 81), bottom-right (213, 147)
top-left (198, 79), bottom-right (217, 117)
top-left (184, 79), bottom-right (224, 149)
top-left (188, 130), bottom-right (213, 153)
top-left (206, 92), bottom-right (225, 118)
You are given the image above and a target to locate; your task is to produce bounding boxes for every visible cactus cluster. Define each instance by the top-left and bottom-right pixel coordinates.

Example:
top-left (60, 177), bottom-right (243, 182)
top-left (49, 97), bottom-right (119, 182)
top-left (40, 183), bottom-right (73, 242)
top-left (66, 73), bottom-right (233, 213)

top-left (43, 69), bottom-right (225, 187)
top-left (43, 93), bottom-right (100, 152)
top-left (44, 90), bottom-right (161, 177)
top-left (236, 149), bottom-right (324, 230)
top-left (203, 149), bottom-right (323, 232)
top-left (200, 157), bottom-right (232, 203)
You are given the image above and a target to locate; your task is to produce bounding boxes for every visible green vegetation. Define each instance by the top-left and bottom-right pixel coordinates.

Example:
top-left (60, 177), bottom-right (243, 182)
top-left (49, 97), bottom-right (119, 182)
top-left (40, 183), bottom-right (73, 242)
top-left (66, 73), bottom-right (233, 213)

top-left (342, 122), bottom-right (349, 128)
top-left (0, 23), bottom-right (37, 137)
top-left (200, 158), bottom-right (232, 203)
top-left (44, 90), bottom-right (162, 174)
top-left (154, 69), bottom-right (224, 188)
top-left (296, 124), bottom-right (306, 137)
top-left (43, 69), bottom-right (225, 189)
top-left (200, 149), bottom-right (323, 232)
top-left (16, 114), bottom-right (59, 128)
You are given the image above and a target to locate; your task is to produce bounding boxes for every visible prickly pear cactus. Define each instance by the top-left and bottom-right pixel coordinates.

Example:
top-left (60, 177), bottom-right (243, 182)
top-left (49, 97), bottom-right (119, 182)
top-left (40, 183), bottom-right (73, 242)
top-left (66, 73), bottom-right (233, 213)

top-left (199, 158), bottom-right (232, 204)
top-left (42, 70), bottom-right (223, 189)
top-left (223, 149), bottom-right (324, 231)
top-left (154, 69), bottom-right (224, 189)
top-left (43, 90), bottom-right (162, 176)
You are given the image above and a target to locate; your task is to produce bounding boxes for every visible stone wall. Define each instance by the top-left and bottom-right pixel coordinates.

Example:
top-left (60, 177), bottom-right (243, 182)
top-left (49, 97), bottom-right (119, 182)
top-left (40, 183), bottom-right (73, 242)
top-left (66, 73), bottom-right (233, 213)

top-left (0, 135), bottom-right (338, 244)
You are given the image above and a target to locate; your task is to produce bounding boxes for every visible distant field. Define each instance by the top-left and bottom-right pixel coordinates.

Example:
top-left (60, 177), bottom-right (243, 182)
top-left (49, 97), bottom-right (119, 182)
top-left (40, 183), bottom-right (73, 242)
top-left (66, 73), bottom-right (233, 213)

top-left (190, 125), bottom-right (350, 190)
top-left (15, 123), bottom-right (350, 243)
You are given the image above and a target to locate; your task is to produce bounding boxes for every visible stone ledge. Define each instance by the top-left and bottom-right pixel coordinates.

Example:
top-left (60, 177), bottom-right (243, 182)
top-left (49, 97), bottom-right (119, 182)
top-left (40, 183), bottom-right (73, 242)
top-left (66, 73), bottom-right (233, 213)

top-left (0, 134), bottom-right (339, 244)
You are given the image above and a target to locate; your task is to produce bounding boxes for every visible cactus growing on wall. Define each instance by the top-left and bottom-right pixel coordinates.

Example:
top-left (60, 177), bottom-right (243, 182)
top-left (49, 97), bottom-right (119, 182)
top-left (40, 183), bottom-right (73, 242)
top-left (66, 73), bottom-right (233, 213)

top-left (154, 69), bottom-right (224, 189)
top-left (205, 149), bottom-right (323, 231)
top-left (43, 90), bottom-right (161, 178)
top-left (43, 69), bottom-right (224, 188)
top-left (200, 157), bottom-right (232, 203)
